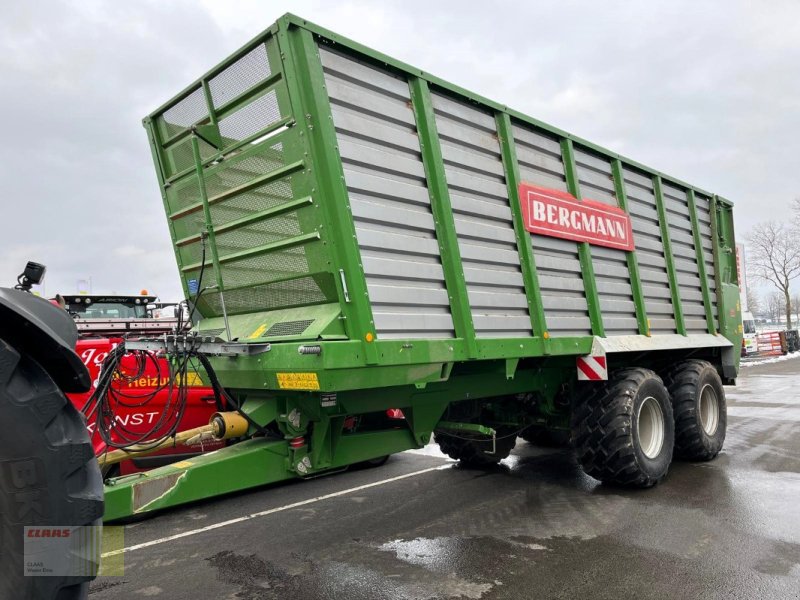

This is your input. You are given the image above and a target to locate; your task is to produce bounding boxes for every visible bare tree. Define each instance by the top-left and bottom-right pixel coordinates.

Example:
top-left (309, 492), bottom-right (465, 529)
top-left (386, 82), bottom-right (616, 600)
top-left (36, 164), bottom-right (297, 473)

top-left (794, 198), bottom-right (800, 226)
top-left (765, 291), bottom-right (783, 323)
top-left (745, 284), bottom-right (761, 316)
top-left (747, 222), bottom-right (800, 329)
top-left (793, 293), bottom-right (800, 324)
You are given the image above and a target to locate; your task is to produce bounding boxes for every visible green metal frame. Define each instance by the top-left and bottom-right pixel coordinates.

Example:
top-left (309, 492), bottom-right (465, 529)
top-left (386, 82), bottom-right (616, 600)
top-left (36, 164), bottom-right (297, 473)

top-left (409, 77), bottom-right (478, 357)
top-left (653, 175), bottom-right (686, 335)
top-left (496, 112), bottom-right (550, 349)
top-left (611, 159), bottom-right (649, 335)
top-left (142, 12), bottom-right (741, 367)
top-left (278, 26), bottom-right (379, 363)
top-left (115, 13), bottom-right (743, 521)
top-left (561, 139), bottom-right (604, 337)
top-left (687, 190), bottom-right (716, 334)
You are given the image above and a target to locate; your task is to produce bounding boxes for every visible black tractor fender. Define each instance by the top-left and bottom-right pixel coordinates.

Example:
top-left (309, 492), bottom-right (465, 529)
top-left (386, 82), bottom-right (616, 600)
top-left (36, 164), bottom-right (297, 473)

top-left (0, 287), bottom-right (90, 393)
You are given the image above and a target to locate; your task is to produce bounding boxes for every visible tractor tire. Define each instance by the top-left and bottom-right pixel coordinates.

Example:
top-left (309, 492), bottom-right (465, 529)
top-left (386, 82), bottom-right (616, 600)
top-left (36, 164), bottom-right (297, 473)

top-left (435, 428), bottom-right (517, 467)
top-left (521, 425), bottom-right (570, 447)
top-left (572, 368), bottom-right (675, 488)
top-left (0, 338), bottom-right (104, 600)
top-left (663, 360), bottom-right (726, 461)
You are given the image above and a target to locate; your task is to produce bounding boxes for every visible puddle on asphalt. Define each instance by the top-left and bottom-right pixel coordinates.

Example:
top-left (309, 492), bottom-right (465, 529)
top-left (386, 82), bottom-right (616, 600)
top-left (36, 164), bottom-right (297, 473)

top-left (380, 536), bottom-right (474, 571)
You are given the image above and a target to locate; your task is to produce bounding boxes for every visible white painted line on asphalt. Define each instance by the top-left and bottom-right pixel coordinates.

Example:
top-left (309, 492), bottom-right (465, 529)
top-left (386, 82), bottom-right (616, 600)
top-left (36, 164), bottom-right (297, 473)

top-left (102, 464), bottom-right (449, 558)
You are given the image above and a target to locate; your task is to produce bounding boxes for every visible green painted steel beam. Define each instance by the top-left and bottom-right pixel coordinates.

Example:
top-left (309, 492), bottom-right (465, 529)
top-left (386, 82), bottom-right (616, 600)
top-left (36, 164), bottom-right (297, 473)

top-left (495, 112), bottom-right (550, 348)
top-left (103, 428), bottom-right (423, 521)
top-left (162, 116), bottom-right (295, 185)
top-left (712, 195), bottom-right (737, 284)
top-left (611, 159), bottom-right (649, 336)
top-left (277, 25), bottom-right (379, 362)
top-left (204, 335), bottom-right (593, 393)
top-left (436, 421), bottom-right (496, 436)
top-left (181, 232), bottom-right (320, 272)
top-left (408, 76), bottom-right (478, 357)
top-left (687, 189), bottom-right (716, 334)
top-left (213, 71), bottom-right (284, 122)
top-left (190, 134), bottom-right (225, 292)
top-left (200, 79), bottom-right (218, 126)
top-left (175, 196), bottom-right (314, 247)
top-left (709, 195), bottom-right (723, 293)
top-left (170, 160), bottom-right (305, 220)
top-left (653, 175), bottom-right (686, 335)
top-left (711, 196), bottom-right (741, 349)
top-left (561, 139), bottom-right (605, 337)
top-left (103, 438), bottom-right (291, 521)
top-left (328, 429), bottom-right (421, 467)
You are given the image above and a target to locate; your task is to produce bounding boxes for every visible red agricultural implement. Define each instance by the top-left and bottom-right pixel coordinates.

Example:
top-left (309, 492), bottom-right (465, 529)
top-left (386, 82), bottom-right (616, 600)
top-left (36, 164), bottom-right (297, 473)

top-left (61, 294), bottom-right (224, 475)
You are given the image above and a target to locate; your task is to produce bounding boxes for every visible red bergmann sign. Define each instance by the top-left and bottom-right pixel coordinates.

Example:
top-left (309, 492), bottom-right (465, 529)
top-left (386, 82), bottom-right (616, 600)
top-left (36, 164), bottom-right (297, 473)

top-left (518, 182), bottom-right (635, 252)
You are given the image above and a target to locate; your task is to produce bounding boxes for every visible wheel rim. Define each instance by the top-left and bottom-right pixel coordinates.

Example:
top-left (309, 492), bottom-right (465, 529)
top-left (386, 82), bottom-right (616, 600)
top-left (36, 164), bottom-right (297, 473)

top-left (698, 384), bottom-right (719, 435)
top-left (637, 396), bottom-right (665, 459)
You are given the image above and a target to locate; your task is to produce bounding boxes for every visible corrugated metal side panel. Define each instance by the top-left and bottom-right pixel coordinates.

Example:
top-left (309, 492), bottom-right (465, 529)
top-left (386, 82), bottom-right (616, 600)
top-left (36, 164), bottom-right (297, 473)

top-left (432, 93), bottom-right (532, 337)
top-left (662, 182), bottom-right (707, 333)
top-left (695, 193), bottom-right (719, 329)
top-left (320, 47), bottom-right (455, 339)
top-left (574, 147), bottom-right (638, 335)
top-left (622, 167), bottom-right (676, 333)
top-left (512, 122), bottom-right (591, 336)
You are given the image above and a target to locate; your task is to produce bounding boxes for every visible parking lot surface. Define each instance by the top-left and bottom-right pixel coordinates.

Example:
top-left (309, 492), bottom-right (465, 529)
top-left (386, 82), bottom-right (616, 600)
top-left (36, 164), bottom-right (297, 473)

top-left (91, 356), bottom-right (800, 599)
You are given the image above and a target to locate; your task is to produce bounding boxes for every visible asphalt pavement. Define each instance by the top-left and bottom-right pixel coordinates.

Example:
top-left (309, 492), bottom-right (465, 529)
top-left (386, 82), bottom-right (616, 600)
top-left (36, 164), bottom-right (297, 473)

top-left (90, 356), bottom-right (800, 599)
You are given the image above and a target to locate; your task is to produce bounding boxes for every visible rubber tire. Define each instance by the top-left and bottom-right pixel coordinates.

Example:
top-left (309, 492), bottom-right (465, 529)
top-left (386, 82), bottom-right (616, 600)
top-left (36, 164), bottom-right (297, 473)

top-left (359, 455), bottom-right (390, 468)
top-left (572, 368), bottom-right (675, 488)
top-left (0, 338), bottom-right (104, 600)
top-left (521, 425), bottom-right (570, 447)
top-left (663, 360), bottom-right (726, 461)
top-left (435, 428), bottom-right (517, 467)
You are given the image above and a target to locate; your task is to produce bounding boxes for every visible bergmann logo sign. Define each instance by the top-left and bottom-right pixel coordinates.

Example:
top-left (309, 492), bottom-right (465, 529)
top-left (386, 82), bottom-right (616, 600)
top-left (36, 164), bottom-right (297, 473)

top-left (519, 183), bottom-right (635, 252)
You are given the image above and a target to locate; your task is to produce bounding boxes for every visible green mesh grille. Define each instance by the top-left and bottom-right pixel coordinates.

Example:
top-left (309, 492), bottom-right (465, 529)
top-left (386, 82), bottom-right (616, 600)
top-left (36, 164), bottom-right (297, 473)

top-left (150, 34), bottom-right (329, 319)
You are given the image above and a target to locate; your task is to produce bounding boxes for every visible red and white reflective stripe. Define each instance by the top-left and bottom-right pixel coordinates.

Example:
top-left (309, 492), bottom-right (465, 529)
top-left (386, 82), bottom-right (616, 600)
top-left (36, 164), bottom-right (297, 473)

top-left (577, 355), bottom-right (608, 381)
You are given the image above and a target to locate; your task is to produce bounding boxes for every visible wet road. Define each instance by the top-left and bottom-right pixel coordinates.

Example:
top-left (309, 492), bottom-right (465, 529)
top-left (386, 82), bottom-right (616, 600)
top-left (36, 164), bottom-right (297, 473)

top-left (90, 357), bottom-right (800, 599)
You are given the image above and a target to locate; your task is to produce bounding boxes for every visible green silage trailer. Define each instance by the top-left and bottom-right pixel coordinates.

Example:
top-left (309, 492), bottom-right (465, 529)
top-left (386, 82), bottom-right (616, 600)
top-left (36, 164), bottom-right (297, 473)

top-left (104, 13), bottom-right (742, 520)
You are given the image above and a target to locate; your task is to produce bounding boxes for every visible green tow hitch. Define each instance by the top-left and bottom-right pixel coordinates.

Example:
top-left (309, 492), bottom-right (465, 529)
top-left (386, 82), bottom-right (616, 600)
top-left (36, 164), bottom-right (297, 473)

top-left (435, 421), bottom-right (498, 454)
top-left (103, 438), bottom-right (291, 521)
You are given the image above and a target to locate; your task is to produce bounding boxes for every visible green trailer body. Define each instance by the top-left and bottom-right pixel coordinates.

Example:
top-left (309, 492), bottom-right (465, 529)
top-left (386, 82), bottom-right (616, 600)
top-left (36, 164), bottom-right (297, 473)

top-left (103, 14), bottom-right (742, 520)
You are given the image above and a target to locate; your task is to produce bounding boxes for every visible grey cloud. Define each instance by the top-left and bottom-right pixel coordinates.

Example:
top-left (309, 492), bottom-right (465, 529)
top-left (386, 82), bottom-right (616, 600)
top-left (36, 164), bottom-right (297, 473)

top-left (1, 0), bottom-right (798, 299)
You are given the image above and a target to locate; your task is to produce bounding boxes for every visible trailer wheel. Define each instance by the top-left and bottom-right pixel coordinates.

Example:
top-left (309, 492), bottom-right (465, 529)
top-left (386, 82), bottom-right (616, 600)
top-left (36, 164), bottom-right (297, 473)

top-left (435, 428), bottom-right (517, 467)
top-left (0, 339), bottom-right (104, 600)
top-left (521, 425), bottom-right (570, 447)
top-left (359, 455), bottom-right (390, 468)
top-left (663, 360), bottom-right (726, 461)
top-left (572, 368), bottom-right (674, 488)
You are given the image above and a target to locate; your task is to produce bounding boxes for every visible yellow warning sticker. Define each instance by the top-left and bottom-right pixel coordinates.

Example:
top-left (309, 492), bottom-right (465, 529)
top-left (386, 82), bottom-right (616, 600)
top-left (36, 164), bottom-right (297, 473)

top-left (276, 372), bottom-right (320, 390)
top-left (248, 323), bottom-right (268, 339)
top-left (172, 461), bottom-right (194, 469)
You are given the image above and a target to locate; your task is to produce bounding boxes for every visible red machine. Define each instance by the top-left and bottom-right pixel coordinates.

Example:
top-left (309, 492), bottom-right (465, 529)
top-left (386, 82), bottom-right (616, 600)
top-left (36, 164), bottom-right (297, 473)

top-left (62, 294), bottom-right (223, 475)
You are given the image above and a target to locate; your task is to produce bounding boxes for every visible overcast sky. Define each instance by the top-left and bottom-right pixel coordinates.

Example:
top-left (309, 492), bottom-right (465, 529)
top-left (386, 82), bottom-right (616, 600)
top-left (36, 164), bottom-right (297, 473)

top-left (1, 0), bottom-right (798, 300)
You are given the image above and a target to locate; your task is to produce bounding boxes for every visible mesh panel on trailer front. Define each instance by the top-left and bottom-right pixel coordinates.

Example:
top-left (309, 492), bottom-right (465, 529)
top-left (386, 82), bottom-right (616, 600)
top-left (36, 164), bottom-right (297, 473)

top-left (153, 35), bottom-right (326, 318)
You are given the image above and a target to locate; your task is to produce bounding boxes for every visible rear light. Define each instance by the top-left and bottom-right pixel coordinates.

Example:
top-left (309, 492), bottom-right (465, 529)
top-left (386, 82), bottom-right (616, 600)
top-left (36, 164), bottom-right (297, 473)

top-left (386, 408), bottom-right (404, 419)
